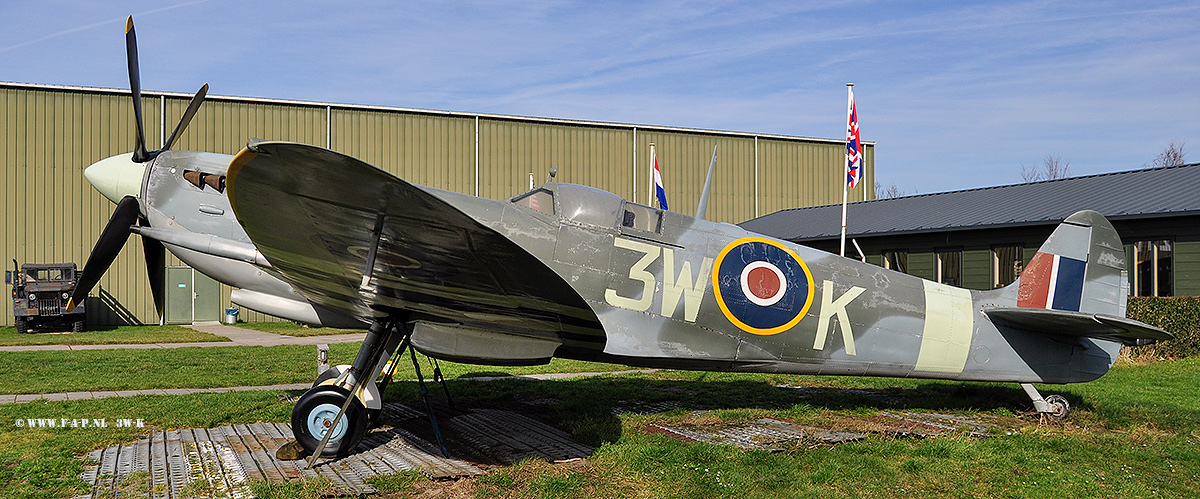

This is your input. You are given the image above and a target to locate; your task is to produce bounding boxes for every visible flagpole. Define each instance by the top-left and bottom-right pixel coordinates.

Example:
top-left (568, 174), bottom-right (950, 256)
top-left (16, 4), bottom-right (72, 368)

top-left (649, 143), bottom-right (656, 206)
top-left (840, 83), bottom-right (853, 257)
top-left (840, 174), bottom-right (848, 257)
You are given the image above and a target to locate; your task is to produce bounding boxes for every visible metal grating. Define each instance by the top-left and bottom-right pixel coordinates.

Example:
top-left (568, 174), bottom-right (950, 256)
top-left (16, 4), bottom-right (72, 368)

top-left (76, 402), bottom-right (596, 498)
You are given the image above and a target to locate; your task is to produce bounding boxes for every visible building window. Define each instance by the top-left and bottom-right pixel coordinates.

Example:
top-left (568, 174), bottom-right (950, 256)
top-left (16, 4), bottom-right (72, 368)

top-left (882, 250), bottom-right (908, 273)
top-left (937, 250), bottom-right (962, 287)
top-left (993, 245), bottom-right (1024, 288)
top-left (1131, 240), bottom-right (1173, 297)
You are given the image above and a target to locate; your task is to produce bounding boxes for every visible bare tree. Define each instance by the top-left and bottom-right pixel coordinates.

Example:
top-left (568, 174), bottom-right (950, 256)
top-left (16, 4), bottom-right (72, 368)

top-left (873, 181), bottom-right (905, 199)
top-left (1019, 164), bottom-right (1041, 183)
top-left (1147, 140), bottom-right (1187, 168)
top-left (1020, 154), bottom-right (1071, 182)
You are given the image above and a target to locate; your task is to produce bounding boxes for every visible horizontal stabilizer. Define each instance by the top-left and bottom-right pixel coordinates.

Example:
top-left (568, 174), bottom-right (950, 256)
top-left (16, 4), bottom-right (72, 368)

top-left (984, 307), bottom-right (1173, 346)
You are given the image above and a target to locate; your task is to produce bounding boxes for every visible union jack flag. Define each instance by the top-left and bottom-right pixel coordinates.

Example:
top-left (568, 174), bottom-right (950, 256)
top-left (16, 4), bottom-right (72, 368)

top-left (846, 86), bottom-right (861, 188)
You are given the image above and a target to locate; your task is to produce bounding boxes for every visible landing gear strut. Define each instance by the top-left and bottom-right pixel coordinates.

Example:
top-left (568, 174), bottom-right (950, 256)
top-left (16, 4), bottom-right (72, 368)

top-left (292, 318), bottom-right (407, 466)
top-left (1021, 383), bottom-right (1071, 420)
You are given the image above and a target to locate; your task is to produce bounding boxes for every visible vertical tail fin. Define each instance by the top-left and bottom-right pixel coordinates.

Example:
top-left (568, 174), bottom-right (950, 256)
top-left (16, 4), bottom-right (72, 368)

top-left (1014, 210), bottom-right (1127, 316)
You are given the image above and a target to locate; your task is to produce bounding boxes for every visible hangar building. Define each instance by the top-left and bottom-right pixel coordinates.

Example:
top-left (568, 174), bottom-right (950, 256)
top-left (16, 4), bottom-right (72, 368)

top-left (742, 163), bottom-right (1200, 297)
top-left (2, 82), bottom-right (874, 326)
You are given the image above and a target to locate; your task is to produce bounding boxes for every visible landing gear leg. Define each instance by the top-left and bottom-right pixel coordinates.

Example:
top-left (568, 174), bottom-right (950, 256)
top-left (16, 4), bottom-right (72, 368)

top-left (411, 346), bottom-right (449, 457)
top-left (1020, 383), bottom-right (1070, 420)
top-left (294, 317), bottom-right (405, 467)
top-left (431, 357), bottom-right (456, 410)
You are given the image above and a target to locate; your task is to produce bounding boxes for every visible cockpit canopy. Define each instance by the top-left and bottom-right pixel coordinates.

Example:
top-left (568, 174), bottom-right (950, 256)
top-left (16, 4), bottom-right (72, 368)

top-left (511, 182), bottom-right (663, 234)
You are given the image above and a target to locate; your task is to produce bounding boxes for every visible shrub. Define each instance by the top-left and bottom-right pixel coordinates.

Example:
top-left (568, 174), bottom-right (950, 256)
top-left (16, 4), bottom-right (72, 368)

top-left (1126, 297), bottom-right (1200, 359)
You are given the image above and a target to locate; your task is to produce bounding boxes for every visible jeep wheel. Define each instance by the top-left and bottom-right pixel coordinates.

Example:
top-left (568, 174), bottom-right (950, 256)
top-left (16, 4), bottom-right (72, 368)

top-left (72, 319), bottom-right (85, 333)
top-left (15, 317), bottom-right (29, 334)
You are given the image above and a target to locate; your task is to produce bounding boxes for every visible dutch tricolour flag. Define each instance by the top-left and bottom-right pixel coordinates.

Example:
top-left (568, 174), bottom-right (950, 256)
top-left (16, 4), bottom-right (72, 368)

top-left (653, 149), bottom-right (669, 211)
top-left (846, 87), bottom-right (862, 189)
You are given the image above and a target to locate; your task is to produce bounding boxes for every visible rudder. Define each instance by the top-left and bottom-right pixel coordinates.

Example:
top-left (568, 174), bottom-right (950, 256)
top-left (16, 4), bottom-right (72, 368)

top-left (1014, 210), bottom-right (1127, 316)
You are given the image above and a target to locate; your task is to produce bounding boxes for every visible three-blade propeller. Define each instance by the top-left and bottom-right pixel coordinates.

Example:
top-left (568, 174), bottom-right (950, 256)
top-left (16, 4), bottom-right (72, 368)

top-left (67, 15), bottom-right (207, 314)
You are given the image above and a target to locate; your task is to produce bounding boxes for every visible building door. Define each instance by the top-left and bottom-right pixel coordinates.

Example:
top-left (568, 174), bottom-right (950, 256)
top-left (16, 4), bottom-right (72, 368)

top-left (164, 267), bottom-right (221, 324)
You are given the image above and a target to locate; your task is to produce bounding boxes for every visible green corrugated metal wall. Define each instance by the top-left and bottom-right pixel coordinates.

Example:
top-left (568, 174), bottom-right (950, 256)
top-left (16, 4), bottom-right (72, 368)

top-left (1, 83), bottom-right (873, 326)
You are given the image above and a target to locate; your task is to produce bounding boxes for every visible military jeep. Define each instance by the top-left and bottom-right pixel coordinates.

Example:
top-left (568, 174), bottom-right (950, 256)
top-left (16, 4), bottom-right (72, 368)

top-left (8, 260), bottom-right (86, 334)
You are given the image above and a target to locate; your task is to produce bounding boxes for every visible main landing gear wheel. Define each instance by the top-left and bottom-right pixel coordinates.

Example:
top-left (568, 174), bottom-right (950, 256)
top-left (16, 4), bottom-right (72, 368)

top-left (291, 385), bottom-right (368, 457)
top-left (311, 366), bottom-right (382, 426)
top-left (1044, 394), bottom-right (1071, 420)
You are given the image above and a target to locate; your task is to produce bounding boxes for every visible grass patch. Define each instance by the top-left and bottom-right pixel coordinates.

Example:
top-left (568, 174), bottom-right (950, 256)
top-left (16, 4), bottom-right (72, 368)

top-left (365, 470), bottom-right (425, 493)
top-left (0, 325), bottom-right (228, 346)
top-left (0, 342), bottom-right (630, 395)
top-left (377, 360), bottom-right (1200, 499)
top-left (0, 343), bottom-right (363, 395)
top-left (232, 322), bottom-right (366, 337)
top-left (3, 356), bottom-right (1198, 498)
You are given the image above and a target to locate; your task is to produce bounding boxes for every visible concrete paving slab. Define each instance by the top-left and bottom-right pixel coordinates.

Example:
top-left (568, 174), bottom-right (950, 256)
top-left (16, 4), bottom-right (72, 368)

top-left (64, 391), bottom-right (94, 400)
top-left (14, 394), bottom-right (43, 403)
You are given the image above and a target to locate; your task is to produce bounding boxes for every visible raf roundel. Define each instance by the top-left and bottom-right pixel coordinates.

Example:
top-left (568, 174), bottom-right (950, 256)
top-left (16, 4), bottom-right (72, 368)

top-left (712, 237), bottom-right (815, 335)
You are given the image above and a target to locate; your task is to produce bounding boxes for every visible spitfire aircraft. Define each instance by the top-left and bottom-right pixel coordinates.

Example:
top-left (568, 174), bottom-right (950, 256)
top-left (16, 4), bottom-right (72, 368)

top-left (74, 16), bottom-right (1171, 463)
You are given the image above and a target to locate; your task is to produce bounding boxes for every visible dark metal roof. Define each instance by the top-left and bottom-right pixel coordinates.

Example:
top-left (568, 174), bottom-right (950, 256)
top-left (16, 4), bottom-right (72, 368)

top-left (740, 163), bottom-right (1200, 242)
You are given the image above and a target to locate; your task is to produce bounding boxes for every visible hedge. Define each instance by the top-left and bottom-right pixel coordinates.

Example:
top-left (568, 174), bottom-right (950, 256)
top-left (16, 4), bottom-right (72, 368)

top-left (1126, 296), bottom-right (1200, 359)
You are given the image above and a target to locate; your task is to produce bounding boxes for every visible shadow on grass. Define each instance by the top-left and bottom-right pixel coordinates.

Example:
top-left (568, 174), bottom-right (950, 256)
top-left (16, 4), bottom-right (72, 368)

top-left (456, 372), bottom-right (514, 378)
top-left (378, 374), bottom-right (1089, 449)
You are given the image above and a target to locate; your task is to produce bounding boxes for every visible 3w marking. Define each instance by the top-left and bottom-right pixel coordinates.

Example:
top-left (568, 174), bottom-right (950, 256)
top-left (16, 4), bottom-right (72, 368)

top-left (604, 238), bottom-right (713, 323)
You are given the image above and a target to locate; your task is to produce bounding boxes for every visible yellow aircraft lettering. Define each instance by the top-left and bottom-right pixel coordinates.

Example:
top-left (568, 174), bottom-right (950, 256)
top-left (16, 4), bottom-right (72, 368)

top-left (606, 238), bottom-right (712, 323)
top-left (605, 238), bottom-right (660, 311)
top-left (661, 248), bottom-right (714, 322)
top-left (813, 280), bottom-right (865, 355)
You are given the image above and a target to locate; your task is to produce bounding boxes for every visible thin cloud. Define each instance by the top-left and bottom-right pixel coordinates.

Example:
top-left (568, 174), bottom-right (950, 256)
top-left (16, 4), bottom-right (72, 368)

top-left (0, 0), bottom-right (212, 53)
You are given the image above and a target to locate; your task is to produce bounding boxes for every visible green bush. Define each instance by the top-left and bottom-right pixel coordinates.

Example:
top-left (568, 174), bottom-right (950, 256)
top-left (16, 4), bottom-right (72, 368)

top-left (1126, 296), bottom-right (1200, 359)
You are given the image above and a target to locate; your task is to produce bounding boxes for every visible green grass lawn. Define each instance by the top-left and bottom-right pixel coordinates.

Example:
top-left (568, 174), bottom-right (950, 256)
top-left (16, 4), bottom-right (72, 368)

top-left (0, 342), bottom-right (631, 395)
top-left (0, 325), bottom-right (229, 346)
top-left (232, 321), bottom-right (366, 337)
top-left (2, 358), bottom-right (1198, 498)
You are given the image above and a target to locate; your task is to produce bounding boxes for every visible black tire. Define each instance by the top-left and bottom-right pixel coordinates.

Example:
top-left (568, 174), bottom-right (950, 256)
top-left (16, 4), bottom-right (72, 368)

top-left (1045, 394), bottom-right (1071, 420)
top-left (291, 385), bottom-right (368, 457)
top-left (14, 317), bottom-right (29, 335)
top-left (72, 319), bottom-right (85, 333)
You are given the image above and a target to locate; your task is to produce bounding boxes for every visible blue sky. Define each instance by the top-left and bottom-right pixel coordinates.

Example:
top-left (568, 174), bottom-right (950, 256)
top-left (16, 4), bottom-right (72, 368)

top-left (4, 1), bottom-right (1198, 196)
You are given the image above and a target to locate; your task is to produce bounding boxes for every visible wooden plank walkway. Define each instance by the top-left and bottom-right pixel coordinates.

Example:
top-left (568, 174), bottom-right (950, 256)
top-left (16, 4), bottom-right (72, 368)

top-left (76, 402), bottom-right (594, 498)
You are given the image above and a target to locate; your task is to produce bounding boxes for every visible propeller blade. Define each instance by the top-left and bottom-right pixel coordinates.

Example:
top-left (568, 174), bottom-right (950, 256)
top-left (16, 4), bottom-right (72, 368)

top-left (67, 196), bottom-right (141, 312)
top-left (125, 15), bottom-right (149, 163)
top-left (140, 218), bottom-right (166, 317)
top-left (159, 83), bottom-right (208, 153)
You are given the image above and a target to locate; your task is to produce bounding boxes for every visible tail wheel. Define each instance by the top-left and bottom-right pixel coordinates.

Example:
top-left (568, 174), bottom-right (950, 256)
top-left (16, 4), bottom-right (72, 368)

top-left (291, 385), bottom-right (368, 457)
top-left (1044, 394), bottom-right (1071, 420)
